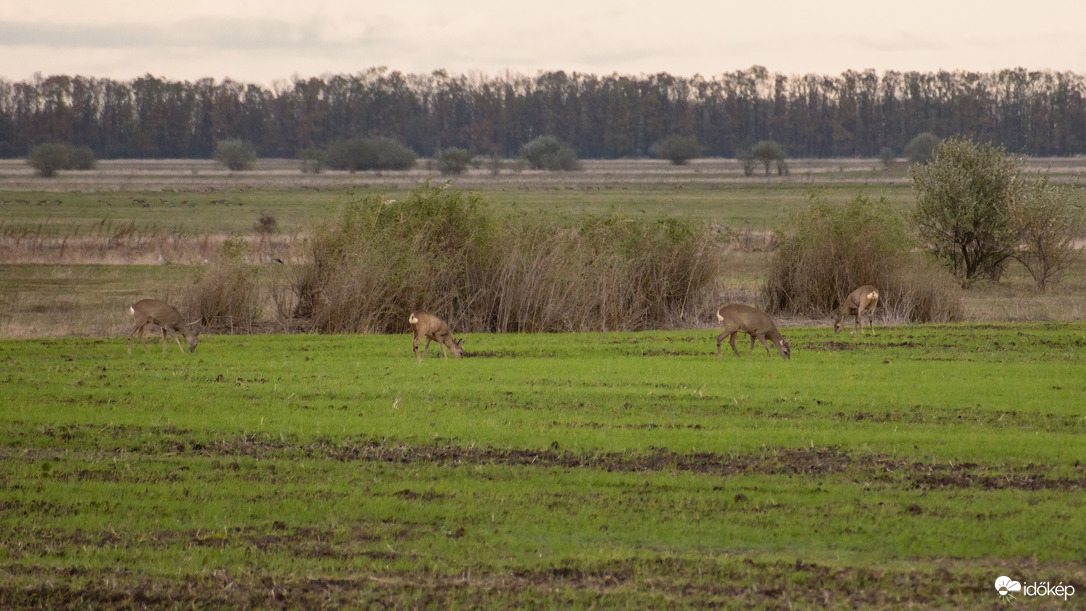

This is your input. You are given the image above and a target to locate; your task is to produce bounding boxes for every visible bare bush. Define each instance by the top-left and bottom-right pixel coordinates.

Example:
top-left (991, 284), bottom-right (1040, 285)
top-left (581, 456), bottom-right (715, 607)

top-left (1011, 177), bottom-right (1084, 291)
top-left (184, 238), bottom-right (263, 333)
top-left (764, 191), bottom-right (962, 323)
top-left (294, 184), bottom-right (722, 333)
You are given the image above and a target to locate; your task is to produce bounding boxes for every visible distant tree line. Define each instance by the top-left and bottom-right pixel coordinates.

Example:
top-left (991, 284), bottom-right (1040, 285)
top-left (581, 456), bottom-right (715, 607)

top-left (2, 66), bottom-right (1085, 160)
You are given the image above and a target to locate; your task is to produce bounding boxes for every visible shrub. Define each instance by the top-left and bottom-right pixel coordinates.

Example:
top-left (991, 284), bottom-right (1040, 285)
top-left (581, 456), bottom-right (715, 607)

top-left (752, 140), bottom-right (786, 176)
top-left (26, 143), bottom-right (71, 177)
top-left (213, 139), bottom-right (257, 171)
top-left (184, 238), bottom-right (262, 333)
top-left (67, 145), bottom-right (97, 170)
top-left (763, 190), bottom-right (961, 323)
top-left (656, 135), bottom-right (702, 165)
top-left (298, 146), bottom-right (326, 174)
top-left (1011, 176), bottom-right (1084, 290)
top-left (520, 136), bottom-right (580, 171)
top-left (324, 137), bottom-right (417, 171)
top-left (910, 137), bottom-right (1023, 286)
top-left (904, 132), bottom-right (940, 165)
top-left (434, 147), bottom-right (473, 175)
top-left (294, 184), bottom-right (721, 333)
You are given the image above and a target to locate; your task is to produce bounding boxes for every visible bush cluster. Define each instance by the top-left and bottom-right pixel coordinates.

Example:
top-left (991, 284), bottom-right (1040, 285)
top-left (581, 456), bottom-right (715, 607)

top-left (520, 136), bottom-right (580, 171)
top-left (655, 135), bottom-right (702, 165)
top-left (292, 184), bottom-right (721, 333)
top-left (324, 137), bottom-right (417, 171)
top-left (183, 238), bottom-right (263, 333)
top-left (213, 139), bottom-right (257, 171)
top-left (764, 191), bottom-right (962, 323)
top-left (26, 143), bottom-right (96, 177)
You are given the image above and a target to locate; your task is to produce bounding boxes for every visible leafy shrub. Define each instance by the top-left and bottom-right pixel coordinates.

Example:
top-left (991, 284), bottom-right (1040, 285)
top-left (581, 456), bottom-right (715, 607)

top-left (325, 137), bottom-right (417, 171)
top-left (298, 146), bottom-right (326, 174)
top-left (294, 184), bottom-right (721, 333)
top-left (752, 140), bottom-right (786, 176)
top-left (1011, 176), bottom-right (1084, 290)
top-left (656, 135), bottom-right (702, 165)
top-left (764, 191), bottom-right (962, 322)
top-left (434, 147), bottom-right (473, 175)
top-left (910, 137), bottom-right (1023, 286)
top-left (67, 145), bottom-right (97, 170)
top-left (27, 143), bottom-right (71, 177)
top-left (520, 136), bottom-right (580, 171)
top-left (904, 132), bottom-right (940, 165)
top-left (213, 139), bottom-right (257, 171)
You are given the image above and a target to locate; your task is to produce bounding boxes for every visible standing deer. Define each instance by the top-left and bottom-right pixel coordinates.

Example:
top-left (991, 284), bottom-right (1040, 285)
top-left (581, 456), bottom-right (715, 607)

top-left (834, 285), bottom-right (879, 335)
top-left (409, 312), bottom-right (463, 361)
top-left (127, 299), bottom-right (199, 354)
top-left (716, 304), bottom-right (791, 360)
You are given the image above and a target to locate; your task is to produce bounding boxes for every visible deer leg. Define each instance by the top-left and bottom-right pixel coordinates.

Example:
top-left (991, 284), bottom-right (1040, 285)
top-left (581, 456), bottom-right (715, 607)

top-left (755, 334), bottom-right (772, 356)
top-left (413, 334), bottom-right (422, 361)
top-left (136, 323), bottom-right (152, 353)
top-left (422, 337), bottom-right (433, 360)
top-left (172, 329), bottom-right (186, 354)
top-left (729, 332), bottom-right (741, 357)
top-left (128, 322), bottom-right (145, 354)
top-left (438, 337), bottom-right (449, 359)
top-left (715, 330), bottom-right (730, 359)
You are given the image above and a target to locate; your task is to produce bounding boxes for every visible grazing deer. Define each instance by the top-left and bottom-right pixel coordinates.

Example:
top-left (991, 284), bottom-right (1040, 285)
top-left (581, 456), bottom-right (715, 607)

top-left (716, 304), bottom-right (791, 360)
top-left (834, 285), bottom-right (879, 335)
top-left (127, 299), bottom-right (199, 354)
top-left (409, 312), bottom-right (463, 361)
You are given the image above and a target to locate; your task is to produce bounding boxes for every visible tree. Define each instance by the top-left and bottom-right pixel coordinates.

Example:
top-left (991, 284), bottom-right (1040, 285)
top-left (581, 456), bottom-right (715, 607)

top-left (655, 135), bottom-right (701, 165)
top-left (214, 139), bottom-right (257, 171)
top-left (751, 140), bottom-right (786, 176)
top-left (26, 143), bottom-right (71, 177)
top-left (1011, 177), bottom-right (1084, 290)
top-left (520, 136), bottom-right (580, 171)
top-left (910, 137), bottom-right (1024, 286)
top-left (434, 147), bottom-right (473, 175)
top-left (904, 132), bottom-right (940, 165)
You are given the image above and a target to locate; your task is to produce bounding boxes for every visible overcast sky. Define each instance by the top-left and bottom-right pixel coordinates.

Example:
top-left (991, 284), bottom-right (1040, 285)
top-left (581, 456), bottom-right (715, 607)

top-left (3, 0), bottom-right (1085, 85)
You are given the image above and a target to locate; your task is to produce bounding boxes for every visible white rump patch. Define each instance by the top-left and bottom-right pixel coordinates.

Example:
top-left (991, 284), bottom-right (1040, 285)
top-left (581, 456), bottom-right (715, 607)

top-left (409, 314), bottom-right (418, 324)
top-left (128, 306), bottom-right (135, 316)
top-left (716, 311), bottom-right (724, 322)
top-left (866, 291), bottom-right (878, 300)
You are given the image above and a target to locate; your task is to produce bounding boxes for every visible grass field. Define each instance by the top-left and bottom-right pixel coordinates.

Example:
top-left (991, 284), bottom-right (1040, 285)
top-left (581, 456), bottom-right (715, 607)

top-left (2, 325), bottom-right (1085, 608)
top-left (2, 158), bottom-right (1084, 608)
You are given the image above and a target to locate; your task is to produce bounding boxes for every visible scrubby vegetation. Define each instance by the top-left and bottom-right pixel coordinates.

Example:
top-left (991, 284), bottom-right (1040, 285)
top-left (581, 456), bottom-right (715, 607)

top-left (291, 184), bottom-right (721, 333)
top-left (520, 136), bottom-right (580, 171)
top-left (25, 143), bottom-right (96, 177)
top-left (764, 191), bottom-right (963, 323)
top-left (213, 139), bottom-right (257, 171)
top-left (324, 137), bottom-right (417, 172)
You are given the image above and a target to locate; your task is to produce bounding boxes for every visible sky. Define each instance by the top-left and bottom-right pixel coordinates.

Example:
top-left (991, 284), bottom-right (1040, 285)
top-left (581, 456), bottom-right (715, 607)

top-left (2, 0), bottom-right (1085, 86)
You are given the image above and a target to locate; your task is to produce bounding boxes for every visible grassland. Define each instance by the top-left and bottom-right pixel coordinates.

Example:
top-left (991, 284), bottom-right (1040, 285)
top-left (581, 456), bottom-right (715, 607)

top-left (2, 325), bottom-right (1085, 608)
top-left (2, 157), bottom-right (1085, 608)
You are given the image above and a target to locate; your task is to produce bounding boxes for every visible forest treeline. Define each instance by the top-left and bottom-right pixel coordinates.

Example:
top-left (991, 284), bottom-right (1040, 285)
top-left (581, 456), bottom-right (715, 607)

top-left (2, 66), bottom-right (1085, 160)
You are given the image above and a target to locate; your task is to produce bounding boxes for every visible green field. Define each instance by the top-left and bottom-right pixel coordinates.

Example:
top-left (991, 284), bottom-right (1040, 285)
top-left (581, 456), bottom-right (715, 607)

top-left (2, 325), bottom-right (1084, 608)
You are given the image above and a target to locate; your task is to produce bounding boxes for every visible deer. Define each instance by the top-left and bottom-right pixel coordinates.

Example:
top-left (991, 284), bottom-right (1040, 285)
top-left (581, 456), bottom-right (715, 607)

top-left (716, 304), bottom-right (791, 360)
top-left (834, 285), bottom-right (879, 335)
top-left (409, 311), bottom-right (463, 361)
top-left (127, 299), bottom-right (200, 354)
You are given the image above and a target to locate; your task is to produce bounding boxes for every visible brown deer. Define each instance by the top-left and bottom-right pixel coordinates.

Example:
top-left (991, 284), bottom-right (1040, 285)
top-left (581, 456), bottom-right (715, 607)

top-left (127, 299), bottom-right (199, 354)
top-left (409, 312), bottom-right (463, 360)
top-left (716, 304), bottom-right (791, 360)
top-left (834, 285), bottom-right (879, 335)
